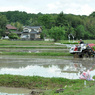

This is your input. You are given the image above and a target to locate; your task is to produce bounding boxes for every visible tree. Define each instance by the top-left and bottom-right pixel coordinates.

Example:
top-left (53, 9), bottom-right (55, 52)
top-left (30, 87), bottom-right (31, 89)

top-left (11, 22), bottom-right (23, 32)
top-left (0, 15), bottom-right (8, 36)
top-left (0, 29), bottom-right (4, 38)
top-left (49, 26), bottom-right (66, 42)
top-left (84, 17), bottom-right (95, 39)
top-left (66, 14), bottom-right (83, 28)
top-left (26, 17), bottom-right (40, 26)
top-left (40, 26), bottom-right (49, 39)
top-left (8, 33), bottom-right (19, 39)
top-left (65, 25), bottom-right (75, 39)
top-left (75, 25), bottom-right (86, 39)
top-left (89, 11), bottom-right (95, 17)
top-left (56, 12), bottom-right (68, 27)
top-left (38, 14), bottom-right (53, 29)
top-left (14, 22), bottom-right (23, 32)
top-left (0, 15), bottom-right (8, 28)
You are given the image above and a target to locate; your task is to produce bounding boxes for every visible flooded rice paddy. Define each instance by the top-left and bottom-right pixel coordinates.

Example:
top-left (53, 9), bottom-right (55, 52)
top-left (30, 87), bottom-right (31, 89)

top-left (0, 55), bottom-right (95, 94)
top-left (0, 48), bottom-right (69, 53)
top-left (0, 55), bottom-right (95, 79)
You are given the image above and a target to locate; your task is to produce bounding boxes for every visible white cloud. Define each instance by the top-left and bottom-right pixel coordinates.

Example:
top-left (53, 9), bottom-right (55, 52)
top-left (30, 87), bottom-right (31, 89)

top-left (0, 0), bottom-right (94, 15)
top-left (0, 5), bottom-right (37, 13)
top-left (80, 4), bottom-right (94, 15)
top-left (47, 2), bottom-right (61, 11)
top-left (46, 0), bottom-right (95, 15)
top-left (47, 1), bottom-right (64, 13)
top-left (64, 3), bottom-right (94, 15)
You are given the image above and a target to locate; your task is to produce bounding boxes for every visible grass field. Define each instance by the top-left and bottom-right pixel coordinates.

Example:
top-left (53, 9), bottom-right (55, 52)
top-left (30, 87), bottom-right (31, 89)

top-left (0, 40), bottom-right (55, 45)
top-left (0, 40), bottom-right (71, 56)
top-left (0, 74), bottom-right (95, 95)
top-left (0, 39), bottom-right (95, 45)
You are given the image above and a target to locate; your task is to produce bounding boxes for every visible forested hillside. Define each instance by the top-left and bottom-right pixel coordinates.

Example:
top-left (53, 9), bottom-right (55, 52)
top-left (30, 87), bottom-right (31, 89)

top-left (0, 11), bottom-right (95, 40)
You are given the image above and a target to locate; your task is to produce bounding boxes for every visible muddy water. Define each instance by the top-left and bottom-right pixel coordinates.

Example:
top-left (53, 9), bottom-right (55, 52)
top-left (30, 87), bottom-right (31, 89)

top-left (0, 55), bottom-right (95, 94)
top-left (0, 87), bottom-right (31, 95)
top-left (0, 55), bottom-right (95, 79)
top-left (0, 48), bottom-right (69, 53)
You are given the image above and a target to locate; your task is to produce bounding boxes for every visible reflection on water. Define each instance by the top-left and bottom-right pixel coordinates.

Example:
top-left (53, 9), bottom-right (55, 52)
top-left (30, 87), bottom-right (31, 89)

top-left (0, 93), bottom-right (22, 95)
top-left (0, 55), bottom-right (95, 95)
top-left (0, 55), bottom-right (95, 79)
top-left (0, 48), bottom-right (69, 53)
top-left (0, 65), bottom-right (80, 79)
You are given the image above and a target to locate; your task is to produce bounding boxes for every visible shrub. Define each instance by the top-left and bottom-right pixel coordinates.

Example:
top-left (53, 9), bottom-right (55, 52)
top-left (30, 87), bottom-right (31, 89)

top-left (8, 33), bottom-right (19, 39)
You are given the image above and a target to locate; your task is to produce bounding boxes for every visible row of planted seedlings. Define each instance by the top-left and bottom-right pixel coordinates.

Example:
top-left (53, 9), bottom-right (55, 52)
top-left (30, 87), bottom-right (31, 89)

top-left (0, 41), bottom-right (71, 56)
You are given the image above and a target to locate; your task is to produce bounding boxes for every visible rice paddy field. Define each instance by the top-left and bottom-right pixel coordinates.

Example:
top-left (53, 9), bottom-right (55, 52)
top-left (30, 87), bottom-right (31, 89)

top-left (0, 40), bottom-right (95, 95)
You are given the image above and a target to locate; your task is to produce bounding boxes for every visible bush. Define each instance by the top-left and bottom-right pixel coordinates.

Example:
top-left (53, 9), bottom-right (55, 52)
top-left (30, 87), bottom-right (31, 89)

top-left (8, 33), bottom-right (19, 39)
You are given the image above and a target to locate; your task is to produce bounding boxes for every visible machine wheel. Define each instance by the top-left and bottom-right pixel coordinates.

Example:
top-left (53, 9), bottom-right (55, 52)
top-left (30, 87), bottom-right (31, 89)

top-left (73, 53), bottom-right (79, 58)
top-left (89, 54), bottom-right (94, 58)
top-left (83, 52), bottom-right (89, 58)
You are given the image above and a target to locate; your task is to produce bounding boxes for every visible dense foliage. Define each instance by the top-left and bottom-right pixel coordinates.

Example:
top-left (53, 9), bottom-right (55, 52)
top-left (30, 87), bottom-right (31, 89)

top-left (8, 33), bottom-right (19, 39)
top-left (0, 11), bottom-right (95, 41)
top-left (0, 14), bottom-right (8, 37)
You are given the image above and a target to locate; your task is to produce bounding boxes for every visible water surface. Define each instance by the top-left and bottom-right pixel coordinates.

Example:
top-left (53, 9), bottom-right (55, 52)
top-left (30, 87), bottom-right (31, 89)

top-left (0, 55), bottom-right (95, 79)
top-left (0, 55), bottom-right (95, 95)
top-left (0, 87), bottom-right (31, 95)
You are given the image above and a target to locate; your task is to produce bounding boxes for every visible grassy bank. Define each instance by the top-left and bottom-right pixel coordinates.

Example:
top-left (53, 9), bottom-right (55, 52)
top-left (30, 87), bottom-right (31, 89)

top-left (59, 40), bottom-right (95, 44)
top-left (0, 52), bottom-right (72, 56)
top-left (0, 46), bottom-right (67, 49)
top-left (0, 74), bottom-right (95, 95)
top-left (0, 40), bottom-right (95, 45)
top-left (0, 40), bottom-right (55, 46)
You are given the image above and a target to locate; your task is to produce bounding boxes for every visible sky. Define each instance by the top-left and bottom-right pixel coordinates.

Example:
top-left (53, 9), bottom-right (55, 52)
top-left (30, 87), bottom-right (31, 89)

top-left (0, 0), bottom-right (94, 16)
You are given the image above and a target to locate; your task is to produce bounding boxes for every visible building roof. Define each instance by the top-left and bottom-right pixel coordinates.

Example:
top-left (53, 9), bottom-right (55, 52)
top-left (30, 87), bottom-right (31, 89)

top-left (6, 24), bottom-right (17, 30)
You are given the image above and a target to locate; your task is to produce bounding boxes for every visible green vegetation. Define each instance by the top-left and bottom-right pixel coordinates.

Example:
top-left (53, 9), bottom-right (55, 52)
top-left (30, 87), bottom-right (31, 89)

top-left (0, 14), bottom-right (8, 37)
top-left (0, 40), bottom-right (95, 94)
top-left (0, 40), bottom-right (55, 45)
top-left (1, 11), bottom-right (95, 41)
top-left (60, 40), bottom-right (95, 44)
top-left (1, 40), bottom-right (95, 45)
top-left (92, 46), bottom-right (95, 51)
top-left (0, 74), bottom-right (95, 95)
top-left (0, 52), bottom-right (71, 56)
top-left (76, 84), bottom-right (95, 95)
top-left (0, 46), bottom-right (67, 49)
top-left (49, 26), bottom-right (66, 41)
top-left (0, 40), bottom-right (71, 56)
top-left (8, 33), bottom-right (19, 39)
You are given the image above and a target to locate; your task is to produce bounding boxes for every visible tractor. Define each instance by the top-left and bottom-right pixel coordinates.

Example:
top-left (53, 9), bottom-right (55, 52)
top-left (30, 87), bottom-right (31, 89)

top-left (69, 43), bottom-right (95, 58)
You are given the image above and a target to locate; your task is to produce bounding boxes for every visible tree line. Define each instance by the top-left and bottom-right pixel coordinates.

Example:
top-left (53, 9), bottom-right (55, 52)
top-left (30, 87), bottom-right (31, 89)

top-left (0, 11), bottom-right (95, 41)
